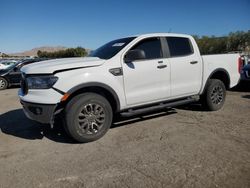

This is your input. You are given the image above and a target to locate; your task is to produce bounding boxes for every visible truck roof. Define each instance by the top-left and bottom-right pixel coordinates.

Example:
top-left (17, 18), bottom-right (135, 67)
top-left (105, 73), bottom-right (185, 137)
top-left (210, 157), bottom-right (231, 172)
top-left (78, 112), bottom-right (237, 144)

top-left (132, 33), bottom-right (192, 38)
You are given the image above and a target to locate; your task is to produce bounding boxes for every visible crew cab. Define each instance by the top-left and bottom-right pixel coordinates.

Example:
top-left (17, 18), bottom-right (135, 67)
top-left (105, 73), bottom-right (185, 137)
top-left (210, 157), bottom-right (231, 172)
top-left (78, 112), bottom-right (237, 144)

top-left (19, 33), bottom-right (241, 142)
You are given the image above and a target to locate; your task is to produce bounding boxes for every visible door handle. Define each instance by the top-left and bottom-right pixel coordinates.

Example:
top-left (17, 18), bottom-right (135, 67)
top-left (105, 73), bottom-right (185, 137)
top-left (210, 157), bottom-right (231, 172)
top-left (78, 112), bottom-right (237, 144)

top-left (190, 61), bottom-right (198, 64)
top-left (157, 65), bottom-right (167, 69)
top-left (158, 61), bottom-right (163, 64)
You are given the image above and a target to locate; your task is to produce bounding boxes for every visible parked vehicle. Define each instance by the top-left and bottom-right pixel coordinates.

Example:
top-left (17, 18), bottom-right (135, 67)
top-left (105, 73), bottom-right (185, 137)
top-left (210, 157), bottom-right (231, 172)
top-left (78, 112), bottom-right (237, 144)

top-left (0, 59), bottom-right (46, 90)
top-left (241, 64), bottom-right (250, 81)
top-left (0, 60), bottom-right (17, 69)
top-left (0, 63), bottom-right (9, 70)
top-left (19, 33), bottom-right (241, 142)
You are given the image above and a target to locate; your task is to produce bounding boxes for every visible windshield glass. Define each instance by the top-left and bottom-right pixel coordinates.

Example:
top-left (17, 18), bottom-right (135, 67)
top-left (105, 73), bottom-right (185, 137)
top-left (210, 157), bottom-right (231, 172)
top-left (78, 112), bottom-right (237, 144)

top-left (0, 61), bottom-right (17, 69)
top-left (0, 62), bottom-right (18, 70)
top-left (6, 62), bottom-right (20, 70)
top-left (89, 37), bottom-right (136, 59)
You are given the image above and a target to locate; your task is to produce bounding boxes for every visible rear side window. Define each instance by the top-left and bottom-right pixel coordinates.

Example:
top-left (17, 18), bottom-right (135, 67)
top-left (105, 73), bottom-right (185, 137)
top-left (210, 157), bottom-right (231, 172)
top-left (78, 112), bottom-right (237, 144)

top-left (131, 38), bottom-right (163, 59)
top-left (167, 37), bottom-right (193, 57)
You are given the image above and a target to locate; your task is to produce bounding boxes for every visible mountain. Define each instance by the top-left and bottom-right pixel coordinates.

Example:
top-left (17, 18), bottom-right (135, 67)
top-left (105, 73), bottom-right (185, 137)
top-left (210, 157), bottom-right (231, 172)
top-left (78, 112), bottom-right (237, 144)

top-left (9, 46), bottom-right (68, 57)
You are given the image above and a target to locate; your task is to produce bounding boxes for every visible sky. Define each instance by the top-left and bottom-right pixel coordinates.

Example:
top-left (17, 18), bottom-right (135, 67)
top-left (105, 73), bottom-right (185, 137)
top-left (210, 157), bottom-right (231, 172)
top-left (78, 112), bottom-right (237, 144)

top-left (0, 0), bottom-right (249, 53)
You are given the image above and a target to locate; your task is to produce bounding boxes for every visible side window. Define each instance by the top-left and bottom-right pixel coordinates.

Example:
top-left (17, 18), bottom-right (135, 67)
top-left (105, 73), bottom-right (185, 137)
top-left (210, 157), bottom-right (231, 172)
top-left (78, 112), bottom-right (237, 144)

top-left (131, 38), bottom-right (163, 60)
top-left (167, 37), bottom-right (193, 57)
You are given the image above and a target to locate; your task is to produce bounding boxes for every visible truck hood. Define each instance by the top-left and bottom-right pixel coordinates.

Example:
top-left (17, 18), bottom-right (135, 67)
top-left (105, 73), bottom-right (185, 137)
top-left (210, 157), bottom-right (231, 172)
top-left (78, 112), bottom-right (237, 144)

top-left (21, 57), bottom-right (105, 74)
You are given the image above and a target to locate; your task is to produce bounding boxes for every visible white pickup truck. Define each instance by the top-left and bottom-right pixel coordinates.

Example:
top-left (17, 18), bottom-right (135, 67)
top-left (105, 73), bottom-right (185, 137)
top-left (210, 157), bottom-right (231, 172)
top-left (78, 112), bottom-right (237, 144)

top-left (19, 33), bottom-right (240, 142)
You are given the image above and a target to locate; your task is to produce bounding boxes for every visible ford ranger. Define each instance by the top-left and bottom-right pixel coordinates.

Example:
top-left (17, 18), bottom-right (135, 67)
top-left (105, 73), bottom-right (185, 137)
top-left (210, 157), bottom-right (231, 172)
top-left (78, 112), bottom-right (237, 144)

top-left (18, 33), bottom-right (241, 142)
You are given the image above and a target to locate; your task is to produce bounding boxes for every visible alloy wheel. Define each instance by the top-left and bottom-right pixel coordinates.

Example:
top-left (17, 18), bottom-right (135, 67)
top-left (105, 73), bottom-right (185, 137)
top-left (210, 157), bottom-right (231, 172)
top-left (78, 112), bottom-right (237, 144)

top-left (210, 85), bottom-right (224, 105)
top-left (0, 79), bottom-right (6, 89)
top-left (78, 103), bottom-right (105, 135)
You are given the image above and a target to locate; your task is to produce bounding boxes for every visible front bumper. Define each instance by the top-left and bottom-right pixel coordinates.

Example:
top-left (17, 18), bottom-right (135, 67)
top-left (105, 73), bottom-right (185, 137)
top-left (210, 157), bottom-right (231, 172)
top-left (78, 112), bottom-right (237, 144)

top-left (20, 100), bottom-right (57, 124)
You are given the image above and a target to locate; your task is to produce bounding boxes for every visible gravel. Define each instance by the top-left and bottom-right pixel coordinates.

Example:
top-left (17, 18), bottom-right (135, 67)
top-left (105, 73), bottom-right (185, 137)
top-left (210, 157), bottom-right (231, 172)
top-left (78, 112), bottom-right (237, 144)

top-left (0, 85), bottom-right (250, 188)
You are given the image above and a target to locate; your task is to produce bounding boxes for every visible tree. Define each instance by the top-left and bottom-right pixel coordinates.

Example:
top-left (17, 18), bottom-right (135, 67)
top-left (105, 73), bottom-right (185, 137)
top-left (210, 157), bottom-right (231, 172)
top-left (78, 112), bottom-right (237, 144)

top-left (37, 47), bottom-right (88, 58)
top-left (194, 30), bottom-right (250, 55)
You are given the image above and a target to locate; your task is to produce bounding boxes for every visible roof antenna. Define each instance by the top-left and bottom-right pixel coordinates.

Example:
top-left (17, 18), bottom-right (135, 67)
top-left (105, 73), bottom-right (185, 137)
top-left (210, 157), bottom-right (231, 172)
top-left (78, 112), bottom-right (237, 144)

top-left (168, 28), bottom-right (172, 33)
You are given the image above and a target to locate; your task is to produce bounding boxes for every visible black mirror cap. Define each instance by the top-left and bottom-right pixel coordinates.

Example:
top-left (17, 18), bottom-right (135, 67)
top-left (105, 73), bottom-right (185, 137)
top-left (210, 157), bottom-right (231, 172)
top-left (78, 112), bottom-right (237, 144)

top-left (124, 49), bottom-right (146, 63)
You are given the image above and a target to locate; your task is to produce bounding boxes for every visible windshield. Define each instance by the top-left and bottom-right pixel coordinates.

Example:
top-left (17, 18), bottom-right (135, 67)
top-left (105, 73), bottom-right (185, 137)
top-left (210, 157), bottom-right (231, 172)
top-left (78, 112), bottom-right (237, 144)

top-left (0, 62), bottom-right (17, 70)
top-left (0, 61), bottom-right (17, 69)
top-left (89, 37), bottom-right (136, 59)
top-left (6, 62), bottom-right (20, 70)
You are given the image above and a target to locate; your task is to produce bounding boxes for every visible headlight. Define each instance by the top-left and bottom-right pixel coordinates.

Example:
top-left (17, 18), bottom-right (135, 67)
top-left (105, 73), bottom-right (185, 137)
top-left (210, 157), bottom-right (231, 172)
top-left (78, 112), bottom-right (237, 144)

top-left (27, 75), bottom-right (58, 89)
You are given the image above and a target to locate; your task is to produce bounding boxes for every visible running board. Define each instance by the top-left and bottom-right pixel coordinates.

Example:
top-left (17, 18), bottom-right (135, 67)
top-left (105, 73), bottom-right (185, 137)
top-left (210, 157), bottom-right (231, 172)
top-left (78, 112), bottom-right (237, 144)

top-left (120, 97), bottom-right (197, 117)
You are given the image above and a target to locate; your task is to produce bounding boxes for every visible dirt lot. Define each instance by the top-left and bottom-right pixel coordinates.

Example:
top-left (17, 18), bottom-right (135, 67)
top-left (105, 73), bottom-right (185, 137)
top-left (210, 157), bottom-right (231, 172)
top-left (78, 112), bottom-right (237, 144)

top-left (0, 85), bottom-right (250, 188)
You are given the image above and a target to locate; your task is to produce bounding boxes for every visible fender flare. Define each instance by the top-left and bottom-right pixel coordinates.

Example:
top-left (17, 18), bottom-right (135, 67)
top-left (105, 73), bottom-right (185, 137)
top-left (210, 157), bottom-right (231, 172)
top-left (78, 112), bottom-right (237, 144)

top-left (67, 82), bottom-right (121, 112)
top-left (202, 68), bottom-right (230, 94)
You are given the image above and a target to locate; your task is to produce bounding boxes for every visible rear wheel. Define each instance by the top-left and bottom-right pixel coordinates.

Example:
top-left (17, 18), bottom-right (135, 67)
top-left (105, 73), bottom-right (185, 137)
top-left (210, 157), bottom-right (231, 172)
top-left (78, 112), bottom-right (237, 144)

top-left (201, 79), bottom-right (226, 111)
top-left (0, 77), bottom-right (8, 90)
top-left (64, 93), bottom-right (113, 143)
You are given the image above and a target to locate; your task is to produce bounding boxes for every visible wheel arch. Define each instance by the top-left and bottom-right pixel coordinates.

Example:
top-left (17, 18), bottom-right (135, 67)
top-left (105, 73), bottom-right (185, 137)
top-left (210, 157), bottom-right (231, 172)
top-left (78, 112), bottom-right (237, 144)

top-left (203, 68), bottom-right (230, 94)
top-left (63, 82), bottom-right (121, 113)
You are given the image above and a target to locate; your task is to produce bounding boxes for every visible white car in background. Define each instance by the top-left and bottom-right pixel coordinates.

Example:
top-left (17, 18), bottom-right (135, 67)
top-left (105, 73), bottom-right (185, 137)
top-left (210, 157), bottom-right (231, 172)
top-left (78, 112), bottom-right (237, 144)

top-left (0, 60), bottom-right (17, 69)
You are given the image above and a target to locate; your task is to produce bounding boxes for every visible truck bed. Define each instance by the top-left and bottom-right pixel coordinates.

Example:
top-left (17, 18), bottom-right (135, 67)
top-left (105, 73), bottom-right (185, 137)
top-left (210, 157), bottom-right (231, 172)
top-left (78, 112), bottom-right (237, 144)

top-left (202, 53), bottom-right (240, 89)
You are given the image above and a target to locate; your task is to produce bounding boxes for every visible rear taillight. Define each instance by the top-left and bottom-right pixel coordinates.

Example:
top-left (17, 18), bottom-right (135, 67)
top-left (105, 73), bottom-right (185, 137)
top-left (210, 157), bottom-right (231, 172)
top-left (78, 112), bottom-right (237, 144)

top-left (238, 57), bottom-right (243, 73)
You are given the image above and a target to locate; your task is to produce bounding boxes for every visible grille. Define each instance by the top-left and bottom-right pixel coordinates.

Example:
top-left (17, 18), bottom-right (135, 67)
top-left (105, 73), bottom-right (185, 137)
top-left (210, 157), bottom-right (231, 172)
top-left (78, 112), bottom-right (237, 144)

top-left (20, 73), bottom-right (28, 95)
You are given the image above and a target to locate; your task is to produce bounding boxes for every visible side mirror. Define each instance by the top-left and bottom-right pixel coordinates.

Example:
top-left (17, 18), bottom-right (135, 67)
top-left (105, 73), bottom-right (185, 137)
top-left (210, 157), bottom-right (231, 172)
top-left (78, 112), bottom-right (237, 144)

top-left (124, 49), bottom-right (146, 63)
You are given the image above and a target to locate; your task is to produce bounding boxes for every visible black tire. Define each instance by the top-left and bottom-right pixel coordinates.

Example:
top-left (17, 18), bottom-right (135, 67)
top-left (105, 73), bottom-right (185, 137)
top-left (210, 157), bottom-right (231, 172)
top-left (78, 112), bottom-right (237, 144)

top-left (201, 79), bottom-right (226, 111)
top-left (64, 93), bottom-right (113, 143)
top-left (0, 77), bottom-right (8, 90)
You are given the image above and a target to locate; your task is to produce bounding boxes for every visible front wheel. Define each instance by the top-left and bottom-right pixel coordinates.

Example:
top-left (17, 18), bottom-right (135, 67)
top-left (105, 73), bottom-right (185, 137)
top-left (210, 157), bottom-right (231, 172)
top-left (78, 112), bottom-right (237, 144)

top-left (201, 79), bottom-right (226, 111)
top-left (0, 77), bottom-right (8, 90)
top-left (64, 93), bottom-right (113, 143)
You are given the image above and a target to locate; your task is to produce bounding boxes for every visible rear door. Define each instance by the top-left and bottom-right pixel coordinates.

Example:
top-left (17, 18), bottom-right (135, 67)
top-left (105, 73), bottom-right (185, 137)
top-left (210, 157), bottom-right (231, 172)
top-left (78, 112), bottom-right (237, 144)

top-left (122, 37), bottom-right (171, 106)
top-left (165, 37), bottom-right (202, 97)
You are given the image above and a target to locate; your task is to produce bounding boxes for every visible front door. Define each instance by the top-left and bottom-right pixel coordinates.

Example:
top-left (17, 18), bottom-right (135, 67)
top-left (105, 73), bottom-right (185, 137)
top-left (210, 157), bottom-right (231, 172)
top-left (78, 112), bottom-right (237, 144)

top-left (7, 67), bottom-right (22, 84)
top-left (122, 37), bottom-right (171, 106)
